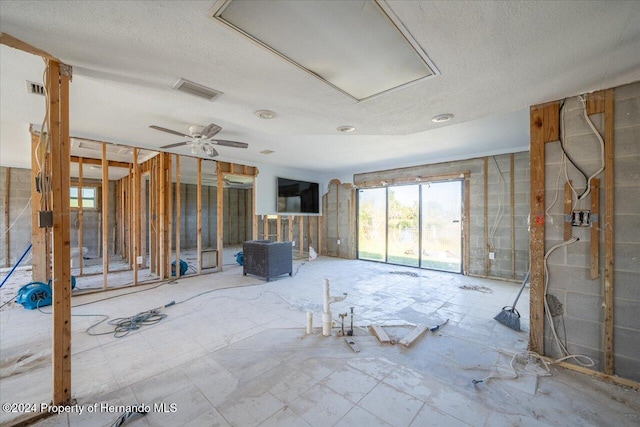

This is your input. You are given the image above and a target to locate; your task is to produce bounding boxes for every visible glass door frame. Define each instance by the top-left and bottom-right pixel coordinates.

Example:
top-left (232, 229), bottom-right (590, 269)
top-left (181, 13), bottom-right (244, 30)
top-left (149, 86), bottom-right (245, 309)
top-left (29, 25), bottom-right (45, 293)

top-left (356, 179), bottom-right (465, 273)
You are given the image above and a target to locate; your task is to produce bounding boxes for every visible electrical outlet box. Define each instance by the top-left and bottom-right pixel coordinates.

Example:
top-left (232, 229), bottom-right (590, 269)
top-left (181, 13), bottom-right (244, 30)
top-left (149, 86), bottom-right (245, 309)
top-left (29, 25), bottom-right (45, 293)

top-left (292, 241), bottom-right (295, 247)
top-left (489, 252), bottom-right (495, 260)
top-left (571, 210), bottom-right (592, 227)
top-left (136, 256), bottom-right (143, 264)
top-left (38, 210), bottom-right (53, 228)
top-left (337, 239), bottom-right (341, 245)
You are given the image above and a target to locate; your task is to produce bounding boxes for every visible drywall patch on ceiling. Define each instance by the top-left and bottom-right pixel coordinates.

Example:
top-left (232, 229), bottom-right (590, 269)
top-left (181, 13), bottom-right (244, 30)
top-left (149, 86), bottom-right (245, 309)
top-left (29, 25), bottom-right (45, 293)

top-left (210, 0), bottom-right (438, 101)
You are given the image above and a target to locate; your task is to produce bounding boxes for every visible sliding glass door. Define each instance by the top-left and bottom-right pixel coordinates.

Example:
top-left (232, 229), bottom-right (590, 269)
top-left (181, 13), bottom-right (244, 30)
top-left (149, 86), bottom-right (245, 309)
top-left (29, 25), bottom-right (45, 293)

top-left (387, 185), bottom-right (419, 267)
top-left (357, 180), bottom-right (463, 273)
top-left (357, 188), bottom-right (386, 261)
top-left (421, 181), bottom-right (462, 273)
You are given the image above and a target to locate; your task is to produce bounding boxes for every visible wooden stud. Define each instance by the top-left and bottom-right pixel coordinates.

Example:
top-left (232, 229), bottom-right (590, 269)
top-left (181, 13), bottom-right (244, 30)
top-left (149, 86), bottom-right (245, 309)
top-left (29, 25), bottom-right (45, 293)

top-left (101, 143), bottom-right (108, 288)
top-left (603, 89), bottom-right (614, 375)
top-left (167, 155), bottom-right (173, 277)
top-left (252, 181), bottom-right (258, 240)
top-left (586, 92), bottom-right (606, 115)
top-left (70, 156), bottom-right (131, 169)
top-left (463, 176), bottom-right (470, 275)
top-left (263, 215), bottom-right (269, 239)
top-left (309, 215), bottom-right (314, 249)
top-left (590, 178), bottom-right (599, 279)
top-left (529, 104), bottom-right (547, 355)
top-left (30, 133), bottom-right (47, 282)
top-left (299, 216), bottom-right (304, 257)
top-left (510, 154), bottom-right (515, 279)
top-left (158, 153), bottom-right (166, 279)
top-left (288, 216), bottom-right (294, 242)
top-left (4, 167), bottom-right (10, 267)
top-left (540, 356), bottom-right (639, 390)
top-left (216, 165), bottom-right (224, 271)
top-left (564, 181), bottom-right (573, 241)
top-left (276, 215), bottom-right (282, 242)
top-left (133, 148), bottom-right (140, 285)
top-left (78, 159), bottom-right (84, 275)
top-left (175, 156), bottom-right (181, 278)
top-left (483, 157), bottom-right (489, 277)
top-left (196, 158), bottom-right (202, 274)
top-left (48, 60), bottom-right (72, 406)
top-left (317, 215), bottom-right (323, 256)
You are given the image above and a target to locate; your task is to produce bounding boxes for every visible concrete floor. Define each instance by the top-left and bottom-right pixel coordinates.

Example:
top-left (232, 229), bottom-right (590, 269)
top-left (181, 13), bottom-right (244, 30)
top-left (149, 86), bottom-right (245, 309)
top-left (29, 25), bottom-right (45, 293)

top-left (1, 257), bottom-right (639, 426)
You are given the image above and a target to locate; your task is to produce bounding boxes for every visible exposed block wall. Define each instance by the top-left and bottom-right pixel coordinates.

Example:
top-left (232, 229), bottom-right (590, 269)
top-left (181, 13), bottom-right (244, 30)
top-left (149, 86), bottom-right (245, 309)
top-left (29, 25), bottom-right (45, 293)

top-left (0, 167), bottom-right (32, 266)
top-left (542, 81), bottom-right (640, 381)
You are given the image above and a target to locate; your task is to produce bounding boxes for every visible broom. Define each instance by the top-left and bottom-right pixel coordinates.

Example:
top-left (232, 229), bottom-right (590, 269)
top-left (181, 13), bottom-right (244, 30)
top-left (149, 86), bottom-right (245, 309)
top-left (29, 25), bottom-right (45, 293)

top-left (494, 270), bottom-right (530, 331)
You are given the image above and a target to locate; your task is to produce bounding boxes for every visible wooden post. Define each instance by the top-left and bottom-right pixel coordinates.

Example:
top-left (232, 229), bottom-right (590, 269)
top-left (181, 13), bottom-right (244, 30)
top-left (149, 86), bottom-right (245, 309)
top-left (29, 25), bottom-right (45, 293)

top-left (288, 216), bottom-right (293, 242)
top-left (159, 153), bottom-right (166, 279)
top-left (276, 215), bottom-right (282, 242)
top-left (101, 143), bottom-right (108, 289)
top-left (299, 216), bottom-right (304, 257)
top-left (175, 156), bottom-right (181, 277)
top-left (197, 158), bottom-right (202, 274)
top-left (510, 154), bottom-right (515, 279)
top-left (30, 134), bottom-right (47, 282)
top-left (483, 157), bottom-right (489, 277)
top-left (48, 60), bottom-right (72, 406)
top-left (252, 181), bottom-right (258, 240)
top-left (529, 101), bottom-right (559, 355)
top-left (603, 89), bottom-right (614, 374)
top-left (590, 179), bottom-right (599, 279)
top-left (463, 177), bottom-right (470, 275)
top-left (216, 165), bottom-right (224, 271)
top-left (78, 159), bottom-right (84, 275)
top-left (4, 167), bottom-right (9, 267)
top-left (167, 155), bottom-right (173, 277)
top-left (564, 181), bottom-right (573, 241)
top-left (132, 149), bottom-right (139, 285)
top-left (263, 215), bottom-right (269, 239)
top-left (317, 215), bottom-right (323, 256)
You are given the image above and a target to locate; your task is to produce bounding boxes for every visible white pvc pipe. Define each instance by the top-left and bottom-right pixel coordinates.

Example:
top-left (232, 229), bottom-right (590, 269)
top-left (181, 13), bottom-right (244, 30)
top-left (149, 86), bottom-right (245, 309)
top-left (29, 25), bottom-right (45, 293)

top-left (306, 311), bottom-right (313, 334)
top-left (323, 278), bottom-right (332, 336)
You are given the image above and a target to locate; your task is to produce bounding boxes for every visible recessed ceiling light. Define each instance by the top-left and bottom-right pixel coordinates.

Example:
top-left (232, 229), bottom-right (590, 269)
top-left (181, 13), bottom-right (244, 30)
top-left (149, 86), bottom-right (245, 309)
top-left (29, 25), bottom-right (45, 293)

top-left (256, 110), bottom-right (276, 119)
top-left (431, 113), bottom-right (454, 123)
top-left (337, 126), bottom-right (355, 133)
top-left (260, 149), bottom-right (275, 155)
top-left (90, 165), bottom-right (102, 170)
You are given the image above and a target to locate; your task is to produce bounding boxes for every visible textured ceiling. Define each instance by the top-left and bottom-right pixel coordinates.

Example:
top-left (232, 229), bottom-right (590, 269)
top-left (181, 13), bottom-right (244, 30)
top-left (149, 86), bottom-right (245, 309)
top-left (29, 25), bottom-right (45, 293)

top-left (1, 1), bottom-right (639, 176)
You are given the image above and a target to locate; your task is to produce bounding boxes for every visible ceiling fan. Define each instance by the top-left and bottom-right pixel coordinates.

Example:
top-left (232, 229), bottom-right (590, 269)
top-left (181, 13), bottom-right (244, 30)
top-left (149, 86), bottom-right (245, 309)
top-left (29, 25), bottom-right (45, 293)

top-left (150, 123), bottom-right (248, 158)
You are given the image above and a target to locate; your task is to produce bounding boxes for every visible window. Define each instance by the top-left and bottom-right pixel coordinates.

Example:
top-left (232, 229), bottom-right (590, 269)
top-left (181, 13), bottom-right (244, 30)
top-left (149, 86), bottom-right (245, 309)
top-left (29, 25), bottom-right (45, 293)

top-left (70, 186), bottom-right (97, 209)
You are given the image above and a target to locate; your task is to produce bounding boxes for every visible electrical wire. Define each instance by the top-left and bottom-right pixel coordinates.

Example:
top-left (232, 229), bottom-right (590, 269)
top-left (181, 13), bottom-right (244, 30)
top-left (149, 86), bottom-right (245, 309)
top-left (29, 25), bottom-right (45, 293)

top-left (488, 156), bottom-right (506, 249)
top-left (1, 197), bottom-right (32, 239)
top-left (543, 237), bottom-right (595, 367)
top-left (577, 96), bottom-right (606, 200)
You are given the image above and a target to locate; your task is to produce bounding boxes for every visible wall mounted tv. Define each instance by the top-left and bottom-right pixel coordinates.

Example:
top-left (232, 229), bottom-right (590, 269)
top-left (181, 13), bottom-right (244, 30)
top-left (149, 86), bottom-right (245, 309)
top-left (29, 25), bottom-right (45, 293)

top-left (277, 177), bottom-right (320, 214)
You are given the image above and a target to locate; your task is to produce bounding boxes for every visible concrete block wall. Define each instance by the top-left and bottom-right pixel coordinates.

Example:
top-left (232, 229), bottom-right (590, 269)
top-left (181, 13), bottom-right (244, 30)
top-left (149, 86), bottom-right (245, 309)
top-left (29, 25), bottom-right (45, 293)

top-left (542, 81), bottom-right (640, 381)
top-left (173, 184), bottom-right (251, 250)
top-left (0, 167), bottom-right (32, 267)
top-left (322, 180), bottom-right (356, 259)
top-left (352, 152), bottom-right (530, 280)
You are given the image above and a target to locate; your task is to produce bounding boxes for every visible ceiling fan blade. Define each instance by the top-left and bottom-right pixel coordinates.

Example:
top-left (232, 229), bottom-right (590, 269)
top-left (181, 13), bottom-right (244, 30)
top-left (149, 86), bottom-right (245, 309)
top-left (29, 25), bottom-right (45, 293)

top-left (212, 139), bottom-right (249, 149)
top-left (160, 141), bottom-right (190, 149)
top-left (150, 125), bottom-right (190, 138)
top-left (201, 123), bottom-right (222, 139)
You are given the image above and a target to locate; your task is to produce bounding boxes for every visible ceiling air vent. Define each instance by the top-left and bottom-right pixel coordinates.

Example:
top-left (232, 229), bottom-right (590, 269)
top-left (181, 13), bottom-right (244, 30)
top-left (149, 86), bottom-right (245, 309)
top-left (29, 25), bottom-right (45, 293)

top-left (26, 81), bottom-right (45, 96)
top-left (173, 78), bottom-right (223, 101)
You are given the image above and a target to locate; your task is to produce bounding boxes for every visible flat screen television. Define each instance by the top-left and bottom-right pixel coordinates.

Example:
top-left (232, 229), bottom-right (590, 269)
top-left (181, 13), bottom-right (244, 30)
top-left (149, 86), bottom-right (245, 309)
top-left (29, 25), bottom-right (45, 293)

top-left (277, 177), bottom-right (319, 214)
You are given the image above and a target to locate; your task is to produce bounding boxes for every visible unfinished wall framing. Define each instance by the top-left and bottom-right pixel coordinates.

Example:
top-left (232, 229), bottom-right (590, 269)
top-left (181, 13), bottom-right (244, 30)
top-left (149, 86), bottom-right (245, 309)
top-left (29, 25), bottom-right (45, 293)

top-left (529, 81), bottom-right (640, 383)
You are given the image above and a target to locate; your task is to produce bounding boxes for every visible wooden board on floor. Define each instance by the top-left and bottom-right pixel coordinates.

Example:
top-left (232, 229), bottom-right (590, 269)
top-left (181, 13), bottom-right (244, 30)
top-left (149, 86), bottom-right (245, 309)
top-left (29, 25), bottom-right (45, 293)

top-left (370, 325), bottom-right (391, 344)
top-left (399, 324), bottom-right (428, 348)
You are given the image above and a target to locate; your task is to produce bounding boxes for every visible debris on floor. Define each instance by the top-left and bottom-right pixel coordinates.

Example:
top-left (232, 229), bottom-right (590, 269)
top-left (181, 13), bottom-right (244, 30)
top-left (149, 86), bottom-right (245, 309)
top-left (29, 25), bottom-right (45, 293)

top-left (388, 271), bottom-right (419, 277)
top-left (459, 284), bottom-right (493, 293)
top-left (399, 324), bottom-right (428, 348)
top-left (345, 337), bottom-right (360, 353)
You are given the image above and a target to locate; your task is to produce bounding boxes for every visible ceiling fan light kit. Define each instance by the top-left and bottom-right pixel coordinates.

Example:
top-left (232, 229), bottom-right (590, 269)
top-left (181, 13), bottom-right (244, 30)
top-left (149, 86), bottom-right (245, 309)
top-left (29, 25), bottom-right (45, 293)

top-left (150, 123), bottom-right (249, 158)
